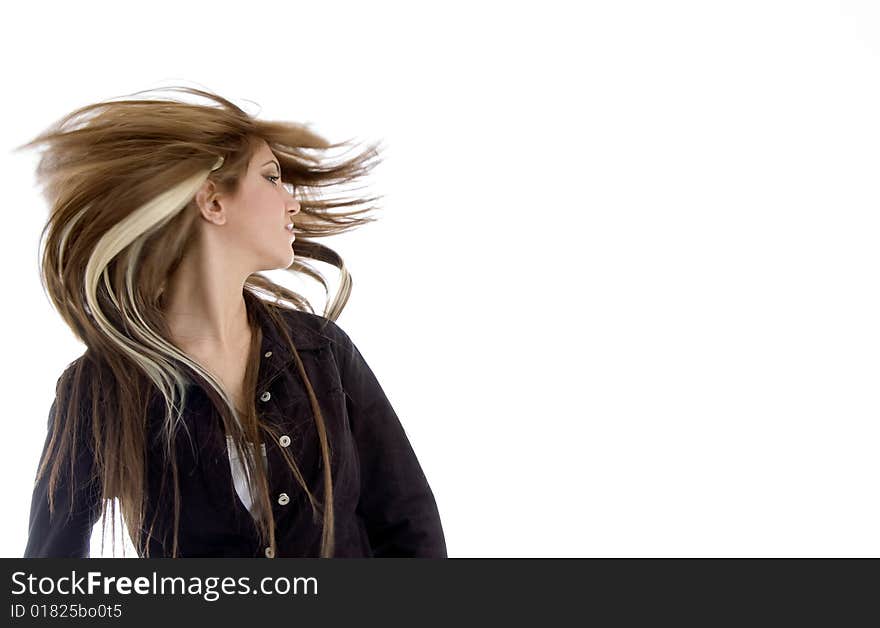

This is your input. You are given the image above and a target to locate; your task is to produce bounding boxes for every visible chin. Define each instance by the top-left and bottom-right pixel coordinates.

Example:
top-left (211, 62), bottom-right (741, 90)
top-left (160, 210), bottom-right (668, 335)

top-left (255, 247), bottom-right (296, 272)
top-left (279, 247), bottom-right (296, 270)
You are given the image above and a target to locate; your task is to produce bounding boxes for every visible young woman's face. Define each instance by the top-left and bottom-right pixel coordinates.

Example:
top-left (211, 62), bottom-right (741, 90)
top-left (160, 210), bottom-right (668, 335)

top-left (212, 139), bottom-right (300, 272)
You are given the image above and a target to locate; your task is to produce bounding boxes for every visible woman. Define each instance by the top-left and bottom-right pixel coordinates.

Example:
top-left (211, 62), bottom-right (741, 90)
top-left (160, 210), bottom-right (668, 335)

top-left (18, 86), bottom-right (447, 558)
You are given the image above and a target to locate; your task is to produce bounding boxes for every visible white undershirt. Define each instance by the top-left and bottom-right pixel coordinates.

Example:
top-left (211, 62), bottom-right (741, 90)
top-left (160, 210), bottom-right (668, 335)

top-left (226, 434), bottom-right (268, 517)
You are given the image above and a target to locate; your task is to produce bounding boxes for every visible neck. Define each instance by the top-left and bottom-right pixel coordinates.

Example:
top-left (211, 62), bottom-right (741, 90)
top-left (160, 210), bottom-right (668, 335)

top-left (163, 250), bottom-right (252, 354)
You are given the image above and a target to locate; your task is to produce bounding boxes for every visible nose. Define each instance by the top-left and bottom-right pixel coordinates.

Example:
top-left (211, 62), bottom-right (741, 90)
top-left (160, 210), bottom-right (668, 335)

top-left (286, 197), bottom-right (301, 216)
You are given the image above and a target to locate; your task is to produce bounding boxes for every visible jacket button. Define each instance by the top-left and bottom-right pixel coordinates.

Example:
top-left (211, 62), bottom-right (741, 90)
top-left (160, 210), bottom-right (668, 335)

top-left (260, 391), bottom-right (271, 402)
top-left (264, 351), bottom-right (273, 358)
top-left (264, 546), bottom-right (275, 558)
top-left (278, 492), bottom-right (290, 505)
top-left (279, 435), bottom-right (291, 447)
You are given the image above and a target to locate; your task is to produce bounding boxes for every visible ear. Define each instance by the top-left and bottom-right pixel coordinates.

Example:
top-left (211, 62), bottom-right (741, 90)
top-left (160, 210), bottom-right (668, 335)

top-left (194, 179), bottom-right (227, 226)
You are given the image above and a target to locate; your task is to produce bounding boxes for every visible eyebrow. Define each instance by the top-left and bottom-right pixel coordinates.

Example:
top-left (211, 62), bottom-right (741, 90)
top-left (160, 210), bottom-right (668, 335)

top-left (262, 159), bottom-right (281, 172)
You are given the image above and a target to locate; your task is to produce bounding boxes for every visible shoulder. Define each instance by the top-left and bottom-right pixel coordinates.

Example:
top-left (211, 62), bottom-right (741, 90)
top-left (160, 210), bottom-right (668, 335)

top-left (45, 352), bottom-right (97, 433)
top-left (54, 352), bottom-right (93, 397)
top-left (263, 302), bottom-right (354, 354)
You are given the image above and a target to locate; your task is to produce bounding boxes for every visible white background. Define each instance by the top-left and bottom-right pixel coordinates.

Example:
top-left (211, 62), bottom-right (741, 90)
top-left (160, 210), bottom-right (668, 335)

top-left (1, 0), bottom-right (879, 557)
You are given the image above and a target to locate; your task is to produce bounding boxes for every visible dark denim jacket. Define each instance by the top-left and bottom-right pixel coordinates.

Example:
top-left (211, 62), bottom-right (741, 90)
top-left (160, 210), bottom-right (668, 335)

top-left (23, 304), bottom-right (447, 558)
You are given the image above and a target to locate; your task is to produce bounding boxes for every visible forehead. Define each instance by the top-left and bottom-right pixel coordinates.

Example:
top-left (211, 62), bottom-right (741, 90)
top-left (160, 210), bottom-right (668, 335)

top-left (251, 140), bottom-right (277, 162)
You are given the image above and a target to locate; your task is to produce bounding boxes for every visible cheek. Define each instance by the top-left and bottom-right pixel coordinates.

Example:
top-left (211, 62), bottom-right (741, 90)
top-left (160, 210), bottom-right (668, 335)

top-left (238, 184), bottom-right (281, 235)
top-left (233, 187), bottom-right (280, 238)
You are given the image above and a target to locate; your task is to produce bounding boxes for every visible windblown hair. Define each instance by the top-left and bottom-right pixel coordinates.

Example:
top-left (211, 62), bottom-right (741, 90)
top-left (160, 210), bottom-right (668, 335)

top-left (14, 85), bottom-right (384, 557)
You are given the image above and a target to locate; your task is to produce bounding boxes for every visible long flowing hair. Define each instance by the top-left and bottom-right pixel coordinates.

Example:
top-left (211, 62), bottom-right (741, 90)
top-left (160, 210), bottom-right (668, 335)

top-left (15, 85), bottom-right (383, 557)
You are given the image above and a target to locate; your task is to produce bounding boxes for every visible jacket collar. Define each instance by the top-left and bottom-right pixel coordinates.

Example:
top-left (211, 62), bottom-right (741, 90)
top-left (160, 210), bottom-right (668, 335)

top-left (249, 298), bottom-right (330, 392)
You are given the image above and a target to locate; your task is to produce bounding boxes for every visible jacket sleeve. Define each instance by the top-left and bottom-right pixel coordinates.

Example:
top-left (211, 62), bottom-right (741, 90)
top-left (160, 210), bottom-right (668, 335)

top-left (23, 373), bottom-right (102, 558)
top-left (330, 322), bottom-right (447, 557)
